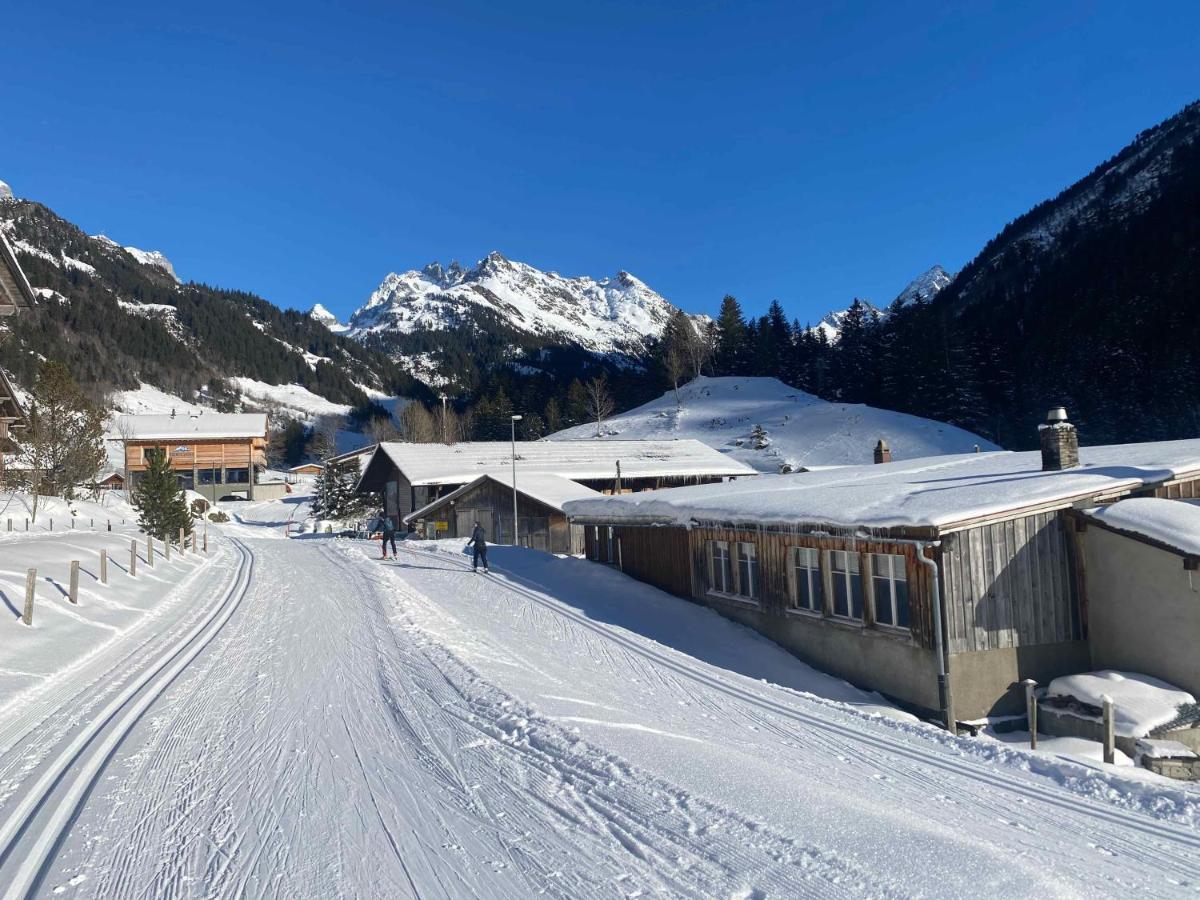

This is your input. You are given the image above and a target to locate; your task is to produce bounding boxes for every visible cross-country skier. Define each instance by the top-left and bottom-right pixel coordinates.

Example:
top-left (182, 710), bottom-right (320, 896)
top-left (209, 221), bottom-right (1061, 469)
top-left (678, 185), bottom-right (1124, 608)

top-left (467, 521), bottom-right (489, 572)
top-left (379, 514), bottom-right (397, 560)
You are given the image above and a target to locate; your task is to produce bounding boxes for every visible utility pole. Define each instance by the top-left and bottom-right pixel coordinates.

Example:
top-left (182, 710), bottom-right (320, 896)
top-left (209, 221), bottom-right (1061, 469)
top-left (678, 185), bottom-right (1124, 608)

top-left (510, 414), bottom-right (522, 546)
top-left (440, 394), bottom-right (449, 444)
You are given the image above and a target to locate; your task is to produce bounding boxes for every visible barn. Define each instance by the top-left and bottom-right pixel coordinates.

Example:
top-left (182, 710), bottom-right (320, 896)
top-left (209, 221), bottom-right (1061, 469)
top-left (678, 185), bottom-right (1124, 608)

top-left (565, 410), bottom-right (1200, 727)
top-left (356, 439), bottom-right (756, 531)
top-left (404, 472), bottom-right (598, 552)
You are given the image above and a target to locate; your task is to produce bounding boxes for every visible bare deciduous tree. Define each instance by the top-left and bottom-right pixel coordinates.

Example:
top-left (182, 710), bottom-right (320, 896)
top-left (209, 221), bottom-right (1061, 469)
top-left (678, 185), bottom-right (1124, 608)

top-left (399, 402), bottom-right (437, 443)
top-left (586, 375), bottom-right (615, 437)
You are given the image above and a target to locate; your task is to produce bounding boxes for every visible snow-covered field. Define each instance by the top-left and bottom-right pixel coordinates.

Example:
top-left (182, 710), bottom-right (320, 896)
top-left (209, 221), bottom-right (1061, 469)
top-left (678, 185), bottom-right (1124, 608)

top-left (0, 487), bottom-right (1197, 897)
top-left (550, 376), bottom-right (1000, 471)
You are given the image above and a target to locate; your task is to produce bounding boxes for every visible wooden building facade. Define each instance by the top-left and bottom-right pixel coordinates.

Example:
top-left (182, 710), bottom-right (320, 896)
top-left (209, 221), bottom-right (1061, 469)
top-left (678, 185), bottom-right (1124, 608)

top-left (571, 421), bottom-right (1200, 726)
top-left (117, 413), bottom-right (269, 503)
top-left (0, 231), bottom-right (35, 487)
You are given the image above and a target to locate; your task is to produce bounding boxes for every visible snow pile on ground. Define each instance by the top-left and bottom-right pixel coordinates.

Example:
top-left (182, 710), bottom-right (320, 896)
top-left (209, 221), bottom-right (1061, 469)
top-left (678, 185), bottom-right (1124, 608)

top-left (980, 726), bottom-right (1135, 767)
top-left (549, 376), bottom-right (999, 472)
top-left (1047, 671), bottom-right (1195, 737)
top-left (1084, 497), bottom-right (1200, 555)
top-left (0, 491), bottom-right (138, 529)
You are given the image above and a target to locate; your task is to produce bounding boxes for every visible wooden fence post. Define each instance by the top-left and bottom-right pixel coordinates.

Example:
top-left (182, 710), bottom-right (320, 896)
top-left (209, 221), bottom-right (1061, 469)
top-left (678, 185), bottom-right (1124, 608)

top-left (107, 519), bottom-right (111, 532)
top-left (204, 518), bottom-right (209, 553)
top-left (69, 561), bottom-right (80, 604)
top-left (148, 535), bottom-right (155, 567)
top-left (130, 539), bottom-right (138, 577)
top-left (179, 527), bottom-right (185, 555)
top-left (23, 569), bottom-right (35, 626)
top-left (165, 534), bottom-right (171, 561)
top-left (1021, 678), bottom-right (1038, 750)
top-left (100, 549), bottom-right (108, 585)
top-left (1102, 694), bottom-right (1116, 764)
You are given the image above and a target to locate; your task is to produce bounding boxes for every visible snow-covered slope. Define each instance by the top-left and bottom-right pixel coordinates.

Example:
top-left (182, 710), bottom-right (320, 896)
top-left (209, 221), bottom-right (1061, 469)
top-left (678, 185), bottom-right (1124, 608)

top-left (549, 376), bottom-right (999, 471)
top-left (92, 234), bottom-right (180, 282)
top-left (346, 251), bottom-right (676, 355)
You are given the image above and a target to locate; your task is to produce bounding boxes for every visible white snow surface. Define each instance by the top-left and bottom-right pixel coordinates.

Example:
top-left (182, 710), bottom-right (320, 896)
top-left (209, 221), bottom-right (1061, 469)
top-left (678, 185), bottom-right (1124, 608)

top-left (229, 376), bottom-right (352, 421)
top-left (1, 485), bottom-right (1199, 897)
top-left (1084, 497), bottom-right (1200, 555)
top-left (1047, 671), bottom-right (1195, 738)
top-left (347, 251), bottom-right (677, 355)
top-left (307, 302), bottom-right (347, 333)
top-left (563, 435), bottom-right (1200, 530)
top-left (551, 376), bottom-right (998, 473)
top-left (407, 472), bottom-right (598, 523)
top-left (371, 437), bottom-right (754, 487)
top-left (0, 180), bottom-right (12, 202)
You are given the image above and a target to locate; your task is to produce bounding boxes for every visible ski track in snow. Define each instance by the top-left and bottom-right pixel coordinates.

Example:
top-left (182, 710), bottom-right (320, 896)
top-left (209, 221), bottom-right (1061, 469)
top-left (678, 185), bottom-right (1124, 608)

top-left (0, 511), bottom-right (1195, 897)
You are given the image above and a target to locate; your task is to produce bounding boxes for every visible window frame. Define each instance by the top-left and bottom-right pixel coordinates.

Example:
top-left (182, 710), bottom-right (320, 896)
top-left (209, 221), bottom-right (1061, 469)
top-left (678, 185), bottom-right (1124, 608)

top-left (789, 546), bottom-right (823, 614)
top-left (829, 549), bottom-right (864, 621)
top-left (735, 541), bottom-right (759, 601)
top-left (708, 540), bottom-right (733, 595)
top-left (871, 552), bottom-right (910, 630)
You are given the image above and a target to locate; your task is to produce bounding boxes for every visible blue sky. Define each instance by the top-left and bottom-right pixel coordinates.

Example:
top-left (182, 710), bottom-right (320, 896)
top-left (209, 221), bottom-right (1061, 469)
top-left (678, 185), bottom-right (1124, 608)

top-left (2, 1), bottom-right (1198, 323)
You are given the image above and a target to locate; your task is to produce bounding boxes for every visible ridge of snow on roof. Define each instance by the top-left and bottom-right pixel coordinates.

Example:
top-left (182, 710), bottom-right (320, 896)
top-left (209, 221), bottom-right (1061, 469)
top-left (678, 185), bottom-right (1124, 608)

top-left (115, 413), bottom-right (268, 441)
top-left (562, 439), bottom-right (1200, 531)
top-left (375, 439), bottom-right (755, 486)
top-left (405, 472), bottom-right (599, 523)
top-left (1083, 498), bottom-right (1200, 556)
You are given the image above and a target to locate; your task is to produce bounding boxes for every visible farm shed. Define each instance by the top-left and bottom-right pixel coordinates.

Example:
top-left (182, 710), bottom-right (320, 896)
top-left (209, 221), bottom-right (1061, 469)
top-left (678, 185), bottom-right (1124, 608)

top-left (405, 472), bottom-right (597, 553)
top-left (356, 439), bottom-right (755, 528)
top-left (566, 411), bottom-right (1200, 726)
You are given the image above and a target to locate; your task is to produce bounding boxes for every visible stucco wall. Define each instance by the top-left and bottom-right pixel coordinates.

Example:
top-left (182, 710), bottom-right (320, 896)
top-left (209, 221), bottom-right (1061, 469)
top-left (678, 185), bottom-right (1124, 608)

top-left (1083, 526), bottom-right (1200, 696)
top-left (704, 596), bottom-right (942, 714)
top-left (948, 641), bottom-right (1091, 719)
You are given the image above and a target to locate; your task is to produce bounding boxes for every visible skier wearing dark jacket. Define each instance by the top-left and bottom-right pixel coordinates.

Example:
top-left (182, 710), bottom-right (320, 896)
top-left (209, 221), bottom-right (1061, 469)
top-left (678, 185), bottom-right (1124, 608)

top-left (379, 516), bottom-right (397, 559)
top-left (468, 522), bottom-right (489, 572)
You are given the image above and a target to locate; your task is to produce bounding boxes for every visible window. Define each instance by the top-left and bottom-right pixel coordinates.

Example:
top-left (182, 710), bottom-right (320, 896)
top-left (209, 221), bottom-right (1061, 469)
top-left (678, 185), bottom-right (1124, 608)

top-left (830, 550), bottom-right (863, 620)
top-left (791, 547), bottom-right (822, 612)
top-left (872, 554), bottom-right (910, 628)
top-left (225, 467), bottom-right (249, 484)
top-left (736, 542), bottom-right (759, 600)
top-left (708, 540), bottom-right (732, 594)
top-left (199, 468), bottom-right (223, 485)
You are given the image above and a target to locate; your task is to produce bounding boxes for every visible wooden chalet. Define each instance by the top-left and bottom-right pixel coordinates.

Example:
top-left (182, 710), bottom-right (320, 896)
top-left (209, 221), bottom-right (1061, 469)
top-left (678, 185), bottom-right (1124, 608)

top-left (565, 410), bottom-right (1200, 727)
top-left (0, 231), bottom-right (35, 486)
top-left (404, 472), bottom-right (598, 552)
top-left (115, 412), bottom-right (269, 502)
top-left (356, 439), bottom-right (756, 530)
top-left (289, 462), bottom-right (324, 476)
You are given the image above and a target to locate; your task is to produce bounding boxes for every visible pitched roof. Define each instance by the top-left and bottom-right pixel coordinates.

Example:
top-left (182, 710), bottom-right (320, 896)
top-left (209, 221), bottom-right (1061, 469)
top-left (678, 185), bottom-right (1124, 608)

top-left (369, 439), bottom-right (755, 487)
top-left (114, 413), bottom-right (268, 441)
top-left (0, 231), bottom-right (36, 315)
top-left (405, 472), bottom-right (599, 523)
top-left (0, 366), bottom-right (27, 429)
top-left (562, 439), bottom-right (1200, 533)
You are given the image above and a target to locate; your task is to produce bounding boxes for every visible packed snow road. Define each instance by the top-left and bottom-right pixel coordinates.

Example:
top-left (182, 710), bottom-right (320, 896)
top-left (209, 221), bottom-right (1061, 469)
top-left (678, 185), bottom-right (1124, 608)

top-left (0, 529), bottom-right (1197, 898)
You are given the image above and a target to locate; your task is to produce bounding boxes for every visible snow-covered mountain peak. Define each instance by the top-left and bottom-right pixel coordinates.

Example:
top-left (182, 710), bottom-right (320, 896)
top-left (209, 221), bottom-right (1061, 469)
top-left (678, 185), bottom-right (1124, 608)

top-left (0, 180), bottom-right (13, 202)
top-left (308, 303), bottom-right (347, 333)
top-left (93, 234), bottom-right (180, 283)
top-left (893, 265), bottom-right (952, 307)
top-left (346, 252), bottom-right (678, 355)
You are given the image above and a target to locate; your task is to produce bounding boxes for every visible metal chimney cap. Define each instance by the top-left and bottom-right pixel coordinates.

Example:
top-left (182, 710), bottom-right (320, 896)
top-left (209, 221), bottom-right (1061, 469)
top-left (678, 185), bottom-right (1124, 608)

top-left (1045, 407), bottom-right (1068, 423)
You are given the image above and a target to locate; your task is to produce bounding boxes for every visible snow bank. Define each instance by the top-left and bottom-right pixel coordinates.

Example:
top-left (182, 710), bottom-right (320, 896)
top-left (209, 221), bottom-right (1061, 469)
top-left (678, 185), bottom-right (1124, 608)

top-left (1084, 497), bottom-right (1200, 555)
top-left (1047, 671), bottom-right (1195, 737)
top-left (230, 377), bottom-right (351, 421)
top-left (549, 376), bottom-right (998, 472)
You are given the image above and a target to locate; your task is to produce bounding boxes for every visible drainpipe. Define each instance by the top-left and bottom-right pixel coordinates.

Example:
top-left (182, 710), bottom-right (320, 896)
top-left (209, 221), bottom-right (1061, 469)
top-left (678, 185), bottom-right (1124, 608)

top-left (913, 541), bottom-right (954, 734)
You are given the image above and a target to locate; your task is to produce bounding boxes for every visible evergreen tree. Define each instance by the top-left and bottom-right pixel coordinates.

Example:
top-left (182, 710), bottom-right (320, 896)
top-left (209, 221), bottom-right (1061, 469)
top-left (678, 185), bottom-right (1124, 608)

top-left (565, 378), bottom-right (590, 427)
top-left (132, 449), bottom-right (191, 540)
top-left (714, 295), bottom-right (749, 375)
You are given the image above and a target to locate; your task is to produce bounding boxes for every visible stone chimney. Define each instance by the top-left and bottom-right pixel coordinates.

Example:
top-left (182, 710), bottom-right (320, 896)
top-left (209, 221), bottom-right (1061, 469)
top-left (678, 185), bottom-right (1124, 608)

top-left (873, 439), bottom-right (892, 464)
top-left (1039, 407), bottom-right (1079, 471)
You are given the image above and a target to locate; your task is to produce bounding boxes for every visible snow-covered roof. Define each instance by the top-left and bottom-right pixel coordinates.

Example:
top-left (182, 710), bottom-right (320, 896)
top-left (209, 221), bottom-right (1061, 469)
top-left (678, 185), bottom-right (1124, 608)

top-left (115, 413), bottom-right (268, 441)
top-left (1083, 498), bottom-right (1200, 557)
top-left (562, 439), bottom-right (1200, 532)
top-left (1047, 671), bottom-right (1195, 738)
top-left (405, 472), bottom-right (599, 523)
top-left (372, 439), bottom-right (755, 487)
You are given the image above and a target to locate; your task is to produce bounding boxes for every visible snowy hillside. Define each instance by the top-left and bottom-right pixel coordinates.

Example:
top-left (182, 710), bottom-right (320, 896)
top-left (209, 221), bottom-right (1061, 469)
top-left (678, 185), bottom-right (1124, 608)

top-left (549, 376), bottom-right (999, 471)
top-left (345, 251), bottom-right (677, 355)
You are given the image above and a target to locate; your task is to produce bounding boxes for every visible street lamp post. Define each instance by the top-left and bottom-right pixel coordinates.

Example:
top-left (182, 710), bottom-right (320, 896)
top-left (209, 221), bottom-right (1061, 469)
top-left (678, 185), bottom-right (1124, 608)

top-left (439, 394), bottom-right (448, 444)
top-left (510, 414), bottom-right (522, 546)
